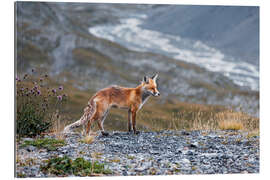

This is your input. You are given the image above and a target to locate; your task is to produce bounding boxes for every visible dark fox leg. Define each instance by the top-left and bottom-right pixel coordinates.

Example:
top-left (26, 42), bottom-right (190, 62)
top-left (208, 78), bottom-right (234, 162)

top-left (97, 121), bottom-right (109, 136)
top-left (131, 109), bottom-right (139, 134)
top-left (128, 109), bottom-right (132, 132)
top-left (98, 110), bottom-right (109, 136)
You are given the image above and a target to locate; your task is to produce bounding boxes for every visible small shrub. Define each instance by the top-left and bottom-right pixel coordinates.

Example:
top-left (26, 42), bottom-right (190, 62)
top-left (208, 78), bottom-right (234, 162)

top-left (17, 104), bottom-right (51, 137)
top-left (21, 138), bottom-right (66, 151)
top-left (42, 156), bottom-right (73, 176)
top-left (16, 70), bottom-right (68, 137)
top-left (41, 156), bottom-right (112, 176)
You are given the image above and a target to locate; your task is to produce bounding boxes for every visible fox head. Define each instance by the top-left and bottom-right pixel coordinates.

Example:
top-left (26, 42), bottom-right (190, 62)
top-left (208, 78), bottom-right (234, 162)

top-left (142, 74), bottom-right (160, 97)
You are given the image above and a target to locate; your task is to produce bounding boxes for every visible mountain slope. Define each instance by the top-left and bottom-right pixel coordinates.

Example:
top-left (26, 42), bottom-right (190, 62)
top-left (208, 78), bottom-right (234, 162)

top-left (143, 5), bottom-right (259, 65)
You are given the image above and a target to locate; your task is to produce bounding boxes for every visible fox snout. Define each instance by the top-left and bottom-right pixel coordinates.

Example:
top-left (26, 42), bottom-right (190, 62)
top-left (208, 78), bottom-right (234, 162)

top-left (147, 90), bottom-right (160, 97)
top-left (154, 91), bottom-right (160, 97)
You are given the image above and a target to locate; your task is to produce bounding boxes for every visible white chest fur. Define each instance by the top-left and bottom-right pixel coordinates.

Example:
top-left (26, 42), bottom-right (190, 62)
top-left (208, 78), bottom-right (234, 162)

top-left (139, 91), bottom-right (150, 110)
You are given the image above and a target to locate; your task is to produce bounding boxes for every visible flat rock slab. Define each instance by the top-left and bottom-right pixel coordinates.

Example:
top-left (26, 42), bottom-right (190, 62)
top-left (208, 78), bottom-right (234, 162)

top-left (16, 130), bottom-right (259, 177)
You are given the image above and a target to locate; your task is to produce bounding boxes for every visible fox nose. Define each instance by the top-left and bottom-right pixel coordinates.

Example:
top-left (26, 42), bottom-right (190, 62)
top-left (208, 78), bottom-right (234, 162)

top-left (155, 92), bottom-right (160, 96)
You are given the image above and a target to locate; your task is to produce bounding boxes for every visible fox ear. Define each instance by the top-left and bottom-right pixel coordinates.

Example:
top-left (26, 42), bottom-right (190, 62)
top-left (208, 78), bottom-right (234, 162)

top-left (143, 76), bottom-right (149, 83)
top-left (152, 74), bottom-right (158, 81)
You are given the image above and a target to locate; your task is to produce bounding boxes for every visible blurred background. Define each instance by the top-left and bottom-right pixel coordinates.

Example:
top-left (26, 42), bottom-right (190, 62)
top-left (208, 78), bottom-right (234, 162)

top-left (15, 2), bottom-right (259, 132)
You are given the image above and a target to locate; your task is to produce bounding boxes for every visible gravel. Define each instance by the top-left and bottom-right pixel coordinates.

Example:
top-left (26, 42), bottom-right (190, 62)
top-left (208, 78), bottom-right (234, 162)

top-left (16, 130), bottom-right (259, 177)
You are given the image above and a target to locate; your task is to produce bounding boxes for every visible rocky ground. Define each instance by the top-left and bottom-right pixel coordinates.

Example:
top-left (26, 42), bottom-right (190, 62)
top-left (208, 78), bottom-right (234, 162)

top-left (16, 130), bottom-right (259, 177)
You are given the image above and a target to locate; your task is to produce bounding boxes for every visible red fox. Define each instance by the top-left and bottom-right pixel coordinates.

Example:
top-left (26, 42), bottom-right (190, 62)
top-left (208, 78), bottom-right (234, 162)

top-left (63, 74), bottom-right (160, 135)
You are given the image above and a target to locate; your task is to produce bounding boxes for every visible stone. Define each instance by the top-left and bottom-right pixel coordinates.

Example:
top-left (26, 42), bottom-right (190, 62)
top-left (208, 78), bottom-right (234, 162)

top-left (181, 158), bottom-right (190, 164)
top-left (176, 148), bottom-right (182, 154)
top-left (181, 131), bottom-right (190, 136)
top-left (26, 145), bottom-right (36, 152)
top-left (187, 150), bottom-right (195, 156)
top-left (202, 153), bottom-right (218, 158)
top-left (150, 150), bottom-right (160, 155)
top-left (190, 142), bottom-right (199, 148)
top-left (22, 138), bottom-right (33, 141)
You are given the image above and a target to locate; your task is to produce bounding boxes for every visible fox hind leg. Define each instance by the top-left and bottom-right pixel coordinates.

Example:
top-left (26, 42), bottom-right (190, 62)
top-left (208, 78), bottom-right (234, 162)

top-left (86, 119), bottom-right (93, 136)
top-left (85, 109), bottom-right (99, 135)
top-left (98, 110), bottom-right (109, 136)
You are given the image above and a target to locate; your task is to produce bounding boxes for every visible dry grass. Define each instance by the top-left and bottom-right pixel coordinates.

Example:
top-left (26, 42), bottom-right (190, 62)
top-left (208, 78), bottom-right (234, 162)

top-left (218, 120), bottom-right (244, 130)
top-left (216, 111), bottom-right (258, 131)
top-left (144, 101), bottom-right (258, 132)
top-left (82, 135), bottom-right (95, 144)
top-left (91, 152), bottom-right (103, 159)
top-left (170, 110), bottom-right (217, 131)
top-left (50, 111), bottom-right (66, 140)
top-left (109, 158), bottom-right (121, 163)
top-left (81, 131), bottom-right (97, 144)
top-left (217, 112), bottom-right (244, 130)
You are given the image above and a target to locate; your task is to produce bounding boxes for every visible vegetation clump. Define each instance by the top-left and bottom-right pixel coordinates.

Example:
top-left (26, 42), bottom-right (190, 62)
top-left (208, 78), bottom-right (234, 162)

top-left (16, 69), bottom-right (68, 137)
top-left (41, 156), bottom-right (112, 176)
top-left (21, 138), bottom-right (66, 151)
top-left (80, 135), bottom-right (95, 144)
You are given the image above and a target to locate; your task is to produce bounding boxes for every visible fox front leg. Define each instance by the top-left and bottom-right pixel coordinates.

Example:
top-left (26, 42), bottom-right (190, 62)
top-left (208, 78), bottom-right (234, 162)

top-left (128, 109), bottom-right (132, 132)
top-left (131, 110), bottom-right (140, 135)
top-left (97, 120), bottom-right (109, 136)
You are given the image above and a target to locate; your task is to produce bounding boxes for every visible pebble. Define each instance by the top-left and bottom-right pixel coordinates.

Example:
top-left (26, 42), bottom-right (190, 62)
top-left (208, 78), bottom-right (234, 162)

top-left (181, 158), bottom-right (190, 164)
top-left (190, 142), bottom-right (199, 148)
top-left (26, 145), bottom-right (36, 152)
top-left (16, 130), bottom-right (260, 177)
top-left (23, 138), bottom-right (33, 141)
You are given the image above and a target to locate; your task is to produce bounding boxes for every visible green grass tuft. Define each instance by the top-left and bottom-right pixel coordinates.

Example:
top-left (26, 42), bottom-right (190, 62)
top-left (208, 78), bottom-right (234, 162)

top-left (21, 138), bottom-right (66, 151)
top-left (41, 156), bottom-right (112, 176)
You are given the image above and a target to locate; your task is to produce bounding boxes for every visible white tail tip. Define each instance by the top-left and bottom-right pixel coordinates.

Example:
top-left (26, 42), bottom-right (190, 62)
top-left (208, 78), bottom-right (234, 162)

top-left (63, 126), bottom-right (71, 133)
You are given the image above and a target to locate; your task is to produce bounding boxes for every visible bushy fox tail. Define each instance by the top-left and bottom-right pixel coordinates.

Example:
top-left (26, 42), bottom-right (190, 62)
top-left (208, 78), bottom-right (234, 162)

top-left (63, 98), bottom-right (96, 133)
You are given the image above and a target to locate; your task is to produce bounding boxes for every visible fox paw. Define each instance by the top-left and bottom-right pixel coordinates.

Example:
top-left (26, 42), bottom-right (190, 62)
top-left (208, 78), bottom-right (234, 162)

top-left (134, 131), bottom-right (140, 135)
top-left (101, 131), bottom-right (109, 136)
